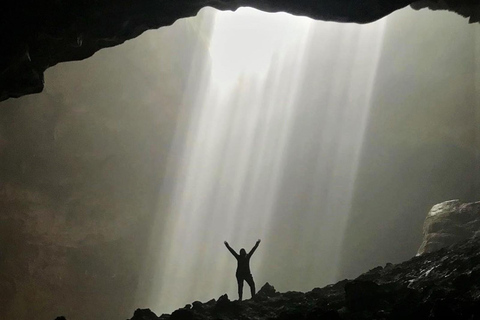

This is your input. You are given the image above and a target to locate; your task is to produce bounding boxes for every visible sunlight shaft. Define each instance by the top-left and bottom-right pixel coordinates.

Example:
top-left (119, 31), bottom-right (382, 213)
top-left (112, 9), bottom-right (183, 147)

top-left (145, 8), bottom-right (388, 313)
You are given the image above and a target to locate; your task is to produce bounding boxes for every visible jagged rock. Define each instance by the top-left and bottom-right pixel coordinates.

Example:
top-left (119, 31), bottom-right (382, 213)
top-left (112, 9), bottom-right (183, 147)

top-left (305, 309), bottom-right (341, 320)
top-left (134, 237), bottom-right (480, 320)
top-left (411, 0), bottom-right (480, 22)
top-left (170, 308), bottom-right (194, 320)
top-left (256, 282), bottom-right (278, 298)
top-left (191, 301), bottom-right (203, 311)
top-left (131, 309), bottom-right (159, 320)
top-left (344, 280), bottom-right (383, 311)
top-left (214, 294), bottom-right (231, 312)
top-left (418, 200), bottom-right (480, 254)
top-left (1, 0), bottom-right (479, 101)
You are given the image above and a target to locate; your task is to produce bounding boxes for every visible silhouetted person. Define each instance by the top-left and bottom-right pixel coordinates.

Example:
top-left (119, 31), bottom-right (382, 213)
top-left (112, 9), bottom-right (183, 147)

top-left (224, 239), bottom-right (261, 301)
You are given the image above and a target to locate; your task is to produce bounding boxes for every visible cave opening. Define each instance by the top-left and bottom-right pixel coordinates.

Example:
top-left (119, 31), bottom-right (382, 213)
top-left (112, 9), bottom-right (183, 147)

top-left (0, 5), bottom-right (479, 320)
top-left (136, 8), bottom-right (385, 313)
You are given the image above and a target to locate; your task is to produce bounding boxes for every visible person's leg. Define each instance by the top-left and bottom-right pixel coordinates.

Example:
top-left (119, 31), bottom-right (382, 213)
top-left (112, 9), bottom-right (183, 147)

top-left (236, 276), bottom-right (244, 301)
top-left (245, 274), bottom-right (256, 298)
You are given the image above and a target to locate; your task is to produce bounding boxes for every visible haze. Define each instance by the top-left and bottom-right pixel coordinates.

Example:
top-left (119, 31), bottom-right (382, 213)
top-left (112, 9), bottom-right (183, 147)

top-left (0, 6), bottom-right (478, 320)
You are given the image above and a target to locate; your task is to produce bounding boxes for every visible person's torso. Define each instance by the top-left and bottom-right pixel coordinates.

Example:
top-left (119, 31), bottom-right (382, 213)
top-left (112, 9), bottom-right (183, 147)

top-left (236, 256), bottom-right (251, 275)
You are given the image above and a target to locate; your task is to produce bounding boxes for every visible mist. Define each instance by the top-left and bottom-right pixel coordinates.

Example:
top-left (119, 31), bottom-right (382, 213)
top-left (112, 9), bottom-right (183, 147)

top-left (0, 6), bottom-right (479, 320)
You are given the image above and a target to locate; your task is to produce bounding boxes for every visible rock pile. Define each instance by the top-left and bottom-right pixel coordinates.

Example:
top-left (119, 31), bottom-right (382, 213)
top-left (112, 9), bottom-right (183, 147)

top-left (121, 236), bottom-right (480, 320)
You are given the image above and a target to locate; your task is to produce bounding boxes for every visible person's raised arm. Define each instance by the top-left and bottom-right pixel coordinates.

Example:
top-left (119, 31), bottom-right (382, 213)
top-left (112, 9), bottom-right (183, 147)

top-left (248, 239), bottom-right (261, 257)
top-left (224, 241), bottom-right (239, 258)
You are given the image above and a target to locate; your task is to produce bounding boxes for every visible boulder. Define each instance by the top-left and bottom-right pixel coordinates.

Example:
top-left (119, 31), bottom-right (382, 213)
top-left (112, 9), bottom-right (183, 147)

top-left (418, 200), bottom-right (480, 254)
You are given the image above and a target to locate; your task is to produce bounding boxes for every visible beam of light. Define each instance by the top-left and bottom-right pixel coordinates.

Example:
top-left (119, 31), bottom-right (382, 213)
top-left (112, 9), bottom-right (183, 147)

top-left (255, 18), bottom-right (387, 290)
top-left (327, 19), bottom-right (387, 279)
top-left (140, 7), bottom-right (388, 314)
top-left (208, 9), bottom-right (312, 93)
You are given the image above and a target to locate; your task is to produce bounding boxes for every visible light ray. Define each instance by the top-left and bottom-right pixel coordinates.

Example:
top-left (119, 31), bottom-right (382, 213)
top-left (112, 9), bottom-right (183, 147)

top-left (143, 7), bottom-right (388, 313)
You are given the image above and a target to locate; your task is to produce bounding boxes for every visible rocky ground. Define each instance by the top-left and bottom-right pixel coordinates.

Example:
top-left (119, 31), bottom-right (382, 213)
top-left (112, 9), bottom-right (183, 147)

top-left (124, 236), bottom-right (480, 320)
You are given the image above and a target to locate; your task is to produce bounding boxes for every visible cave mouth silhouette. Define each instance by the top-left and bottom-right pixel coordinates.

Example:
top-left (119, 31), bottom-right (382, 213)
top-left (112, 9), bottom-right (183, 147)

top-left (1, 0), bottom-right (477, 101)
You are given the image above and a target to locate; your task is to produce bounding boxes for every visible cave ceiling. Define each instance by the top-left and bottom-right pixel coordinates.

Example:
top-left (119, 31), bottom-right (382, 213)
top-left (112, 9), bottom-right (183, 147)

top-left (0, 0), bottom-right (478, 102)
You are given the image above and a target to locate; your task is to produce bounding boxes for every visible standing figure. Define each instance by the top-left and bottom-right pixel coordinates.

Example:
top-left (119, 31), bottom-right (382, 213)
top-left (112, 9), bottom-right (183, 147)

top-left (224, 239), bottom-right (261, 301)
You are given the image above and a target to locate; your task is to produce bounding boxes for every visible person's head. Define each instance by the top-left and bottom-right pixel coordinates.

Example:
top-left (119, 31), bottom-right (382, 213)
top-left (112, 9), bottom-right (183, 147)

top-left (240, 248), bottom-right (246, 256)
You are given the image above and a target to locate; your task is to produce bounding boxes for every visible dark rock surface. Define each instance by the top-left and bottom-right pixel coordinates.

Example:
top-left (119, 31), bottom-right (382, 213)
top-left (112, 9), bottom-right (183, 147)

top-left (412, 0), bottom-right (480, 22)
top-left (1, 0), bottom-right (478, 101)
top-left (418, 200), bottom-right (480, 255)
top-left (127, 237), bottom-right (480, 320)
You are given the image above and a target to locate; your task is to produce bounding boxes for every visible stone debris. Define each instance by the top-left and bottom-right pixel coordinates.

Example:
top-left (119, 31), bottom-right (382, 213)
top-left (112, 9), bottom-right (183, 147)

top-left (125, 237), bottom-right (480, 320)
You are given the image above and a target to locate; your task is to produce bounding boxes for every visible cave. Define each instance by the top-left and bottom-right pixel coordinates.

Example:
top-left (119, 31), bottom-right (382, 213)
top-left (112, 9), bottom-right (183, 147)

top-left (1, 0), bottom-right (480, 101)
top-left (1, 1), bottom-right (480, 320)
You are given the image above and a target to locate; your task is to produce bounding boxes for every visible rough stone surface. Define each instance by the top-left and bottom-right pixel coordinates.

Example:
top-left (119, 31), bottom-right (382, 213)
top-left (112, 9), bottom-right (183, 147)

top-left (1, 0), bottom-right (479, 101)
top-left (123, 237), bottom-right (480, 320)
top-left (411, 0), bottom-right (480, 22)
top-left (418, 200), bottom-right (480, 255)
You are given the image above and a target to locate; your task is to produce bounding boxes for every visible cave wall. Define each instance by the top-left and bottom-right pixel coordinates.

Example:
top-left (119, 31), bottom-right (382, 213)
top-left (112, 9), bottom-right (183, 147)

top-left (0, 13), bottom-right (213, 320)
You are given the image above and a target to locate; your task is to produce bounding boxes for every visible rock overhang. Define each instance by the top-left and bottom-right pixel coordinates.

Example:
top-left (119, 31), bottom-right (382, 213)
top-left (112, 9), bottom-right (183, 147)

top-left (1, 0), bottom-right (479, 102)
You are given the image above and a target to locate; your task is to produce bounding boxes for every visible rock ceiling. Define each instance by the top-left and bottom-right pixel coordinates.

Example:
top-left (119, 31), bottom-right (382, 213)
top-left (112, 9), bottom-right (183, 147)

top-left (0, 0), bottom-right (478, 101)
